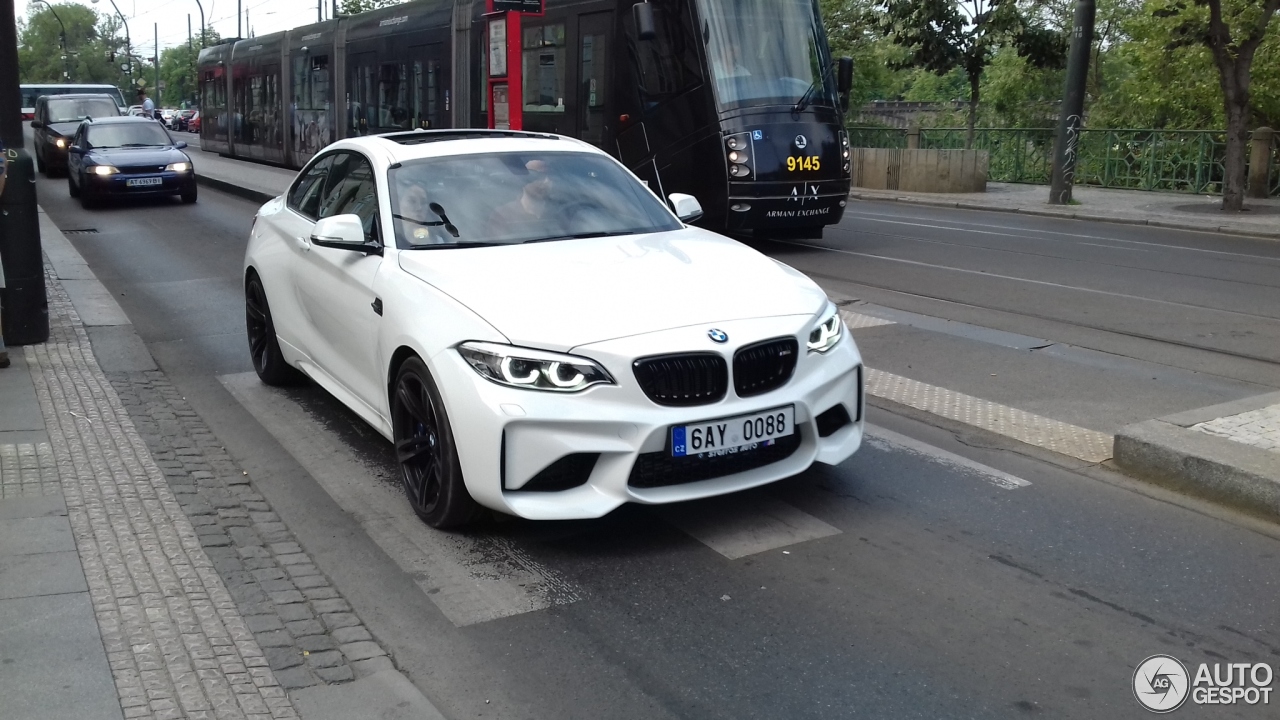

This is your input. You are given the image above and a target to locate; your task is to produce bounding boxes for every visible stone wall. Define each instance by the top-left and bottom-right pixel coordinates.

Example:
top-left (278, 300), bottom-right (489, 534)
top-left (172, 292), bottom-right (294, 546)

top-left (852, 148), bottom-right (989, 193)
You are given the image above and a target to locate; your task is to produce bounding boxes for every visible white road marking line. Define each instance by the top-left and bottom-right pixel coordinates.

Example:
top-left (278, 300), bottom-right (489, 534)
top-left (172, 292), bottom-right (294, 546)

top-left (865, 425), bottom-right (1031, 490)
top-left (839, 308), bottom-right (896, 329)
top-left (843, 212), bottom-right (1280, 262)
top-left (865, 369), bottom-right (1114, 463)
top-left (219, 372), bottom-right (579, 627)
top-left (1078, 242), bottom-right (1152, 252)
top-left (657, 494), bottom-right (841, 560)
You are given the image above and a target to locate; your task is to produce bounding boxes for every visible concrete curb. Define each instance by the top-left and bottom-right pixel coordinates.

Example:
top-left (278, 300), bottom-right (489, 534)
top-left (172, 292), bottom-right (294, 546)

top-left (1114, 411), bottom-right (1280, 523)
top-left (195, 172), bottom-right (277, 205)
top-left (848, 191), bottom-right (1280, 241)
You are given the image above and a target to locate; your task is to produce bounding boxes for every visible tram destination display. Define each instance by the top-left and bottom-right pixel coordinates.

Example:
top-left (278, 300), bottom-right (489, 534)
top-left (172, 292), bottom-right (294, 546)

top-left (493, 0), bottom-right (543, 12)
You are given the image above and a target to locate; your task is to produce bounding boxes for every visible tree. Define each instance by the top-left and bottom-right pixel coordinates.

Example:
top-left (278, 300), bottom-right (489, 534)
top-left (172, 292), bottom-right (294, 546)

top-left (159, 29), bottom-right (221, 107)
top-left (18, 3), bottom-right (102, 84)
top-left (873, 0), bottom-right (1067, 146)
top-left (339, 0), bottom-right (404, 14)
top-left (1152, 0), bottom-right (1280, 210)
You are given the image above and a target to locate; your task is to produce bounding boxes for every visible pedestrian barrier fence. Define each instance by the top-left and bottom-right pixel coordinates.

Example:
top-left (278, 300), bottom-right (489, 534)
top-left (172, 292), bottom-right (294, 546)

top-left (847, 127), bottom-right (1280, 197)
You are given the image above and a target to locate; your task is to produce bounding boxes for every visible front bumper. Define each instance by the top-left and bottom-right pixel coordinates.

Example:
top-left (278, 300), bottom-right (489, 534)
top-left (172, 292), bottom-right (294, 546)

top-left (87, 171), bottom-right (195, 196)
top-left (432, 315), bottom-right (864, 520)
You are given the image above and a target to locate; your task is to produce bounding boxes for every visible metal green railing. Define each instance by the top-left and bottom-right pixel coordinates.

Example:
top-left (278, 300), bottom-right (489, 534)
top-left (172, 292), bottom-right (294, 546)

top-left (847, 126), bottom-right (1279, 197)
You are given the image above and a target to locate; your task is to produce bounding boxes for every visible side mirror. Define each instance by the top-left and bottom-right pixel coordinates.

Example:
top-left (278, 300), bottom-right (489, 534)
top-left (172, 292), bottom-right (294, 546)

top-left (69, 146), bottom-right (85, 155)
top-left (837, 57), bottom-right (854, 112)
top-left (668, 193), bottom-right (703, 223)
top-left (29, 120), bottom-right (43, 129)
top-left (633, 2), bottom-right (657, 41)
top-left (310, 214), bottom-right (380, 254)
top-left (174, 141), bottom-right (188, 149)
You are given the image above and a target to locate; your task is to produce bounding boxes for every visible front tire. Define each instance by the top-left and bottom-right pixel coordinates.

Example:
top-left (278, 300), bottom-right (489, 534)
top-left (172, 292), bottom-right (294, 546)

top-left (245, 274), bottom-right (304, 386)
top-left (392, 357), bottom-right (484, 529)
top-left (68, 172), bottom-right (80, 198)
top-left (180, 184), bottom-right (197, 204)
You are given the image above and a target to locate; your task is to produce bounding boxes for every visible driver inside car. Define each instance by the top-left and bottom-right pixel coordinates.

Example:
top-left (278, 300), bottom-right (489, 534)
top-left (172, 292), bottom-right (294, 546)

top-left (395, 175), bottom-right (451, 246)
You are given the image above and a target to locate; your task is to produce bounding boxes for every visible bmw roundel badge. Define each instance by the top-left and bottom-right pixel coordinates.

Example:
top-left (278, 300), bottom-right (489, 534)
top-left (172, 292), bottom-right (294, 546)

top-left (708, 329), bottom-right (729, 344)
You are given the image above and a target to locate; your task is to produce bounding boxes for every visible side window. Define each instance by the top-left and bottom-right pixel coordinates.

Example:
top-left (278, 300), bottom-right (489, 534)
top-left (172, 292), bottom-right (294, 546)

top-left (288, 154), bottom-right (334, 220)
top-left (319, 153), bottom-right (380, 242)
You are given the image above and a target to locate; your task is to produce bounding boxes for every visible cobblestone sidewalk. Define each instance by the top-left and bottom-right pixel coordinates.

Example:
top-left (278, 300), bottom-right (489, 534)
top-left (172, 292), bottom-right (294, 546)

top-left (21, 260), bottom-right (390, 719)
top-left (1194, 403), bottom-right (1280, 454)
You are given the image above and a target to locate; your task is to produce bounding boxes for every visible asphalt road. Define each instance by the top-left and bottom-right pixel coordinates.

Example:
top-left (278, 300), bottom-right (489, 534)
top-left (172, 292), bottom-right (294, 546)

top-left (28, 160), bottom-right (1280, 719)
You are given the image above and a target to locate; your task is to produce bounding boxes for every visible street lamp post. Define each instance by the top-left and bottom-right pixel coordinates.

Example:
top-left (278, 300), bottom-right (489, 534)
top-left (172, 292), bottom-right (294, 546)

top-left (91, 0), bottom-right (132, 89)
top-left (27, 0), bottom-right (70, 81)
top-left (192, 0), bottom-right (205, 48)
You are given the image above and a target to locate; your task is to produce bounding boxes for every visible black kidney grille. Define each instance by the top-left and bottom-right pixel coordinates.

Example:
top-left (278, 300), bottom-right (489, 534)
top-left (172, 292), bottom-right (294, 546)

top-left (633, 353), bottom-right (728, 407)
top-left (628, 432), bottom-right (802, 488)
top-left (733, 338), bottom-right (798, 398)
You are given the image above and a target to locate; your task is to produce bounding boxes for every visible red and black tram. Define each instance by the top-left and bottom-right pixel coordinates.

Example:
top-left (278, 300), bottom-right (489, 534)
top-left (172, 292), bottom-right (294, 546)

top-left (198, 0), bottom-right (853, 237)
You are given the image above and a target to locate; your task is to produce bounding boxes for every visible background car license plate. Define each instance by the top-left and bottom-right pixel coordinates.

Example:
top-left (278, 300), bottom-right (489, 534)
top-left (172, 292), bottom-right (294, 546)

top-left (126, 177), bottom-right (163, 187)
top-left (671, 406), bottom-right (795, 458)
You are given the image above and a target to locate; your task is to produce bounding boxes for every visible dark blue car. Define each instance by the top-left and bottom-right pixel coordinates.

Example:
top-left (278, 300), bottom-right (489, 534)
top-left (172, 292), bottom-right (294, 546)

top-left (67, 116), bottom-right (197, 207)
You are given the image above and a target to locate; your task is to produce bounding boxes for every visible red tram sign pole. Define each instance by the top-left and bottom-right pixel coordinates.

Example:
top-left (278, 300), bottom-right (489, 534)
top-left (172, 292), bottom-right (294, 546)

top-left (486, 0), bottom-right (544, 130)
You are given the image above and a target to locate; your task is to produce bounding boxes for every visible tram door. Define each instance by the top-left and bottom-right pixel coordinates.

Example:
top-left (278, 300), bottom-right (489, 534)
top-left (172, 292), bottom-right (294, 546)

top-left (409, 43), bottom-right (449, 129)
top-left (577, 11), bottom-right (612, 148)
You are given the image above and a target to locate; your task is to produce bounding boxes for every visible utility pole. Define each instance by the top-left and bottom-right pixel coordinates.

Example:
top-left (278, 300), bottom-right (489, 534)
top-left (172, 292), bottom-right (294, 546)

top-left (92, 0), bottom-right (132, 89)
top-left (1048, 0), bottom-right (1097, 205)
top-left (154, 23), bottom-right (160, 104)
top-left (192, 0), bottom-right (205, 47)
top-left (188, 14), bottom-right (193, 106)
top-left (28, 1), bottom-right (70, 80)
top-left (0, 0), bottom-right (51, 345)
top-left (318, 0), bottom-right (322, 23)
top-left (237, 0), bottom-right (241, 38)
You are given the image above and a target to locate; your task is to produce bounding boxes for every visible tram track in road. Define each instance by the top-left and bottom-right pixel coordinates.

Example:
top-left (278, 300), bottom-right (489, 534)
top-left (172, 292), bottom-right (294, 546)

top-left (759, 233), bottom-right (1280, 382)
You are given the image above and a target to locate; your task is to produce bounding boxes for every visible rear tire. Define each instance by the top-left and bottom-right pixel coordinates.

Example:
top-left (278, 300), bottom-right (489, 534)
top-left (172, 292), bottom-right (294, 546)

top-left (245, 274), bottom-right (305, 386)
top-left (392, 357), bottom-right (485, 529)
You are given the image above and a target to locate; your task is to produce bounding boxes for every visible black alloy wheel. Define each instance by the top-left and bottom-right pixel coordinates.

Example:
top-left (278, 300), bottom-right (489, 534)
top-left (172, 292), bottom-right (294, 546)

top-left (392, 357), bottom-right (484, 529)
top-left (245, 274), bottom-right (304, 386)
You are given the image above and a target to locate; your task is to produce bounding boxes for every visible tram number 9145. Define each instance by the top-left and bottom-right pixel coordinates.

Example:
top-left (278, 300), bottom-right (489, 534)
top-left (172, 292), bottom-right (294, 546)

top-left (787, 155), bottom-right (821, 172)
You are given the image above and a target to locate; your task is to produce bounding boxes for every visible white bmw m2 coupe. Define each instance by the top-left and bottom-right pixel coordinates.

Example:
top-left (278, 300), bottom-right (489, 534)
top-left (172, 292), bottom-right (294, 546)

top-left (244, 130), bottom-right (864, 528)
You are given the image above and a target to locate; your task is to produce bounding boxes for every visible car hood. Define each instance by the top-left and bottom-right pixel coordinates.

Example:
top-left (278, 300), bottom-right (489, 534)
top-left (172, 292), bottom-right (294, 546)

top-left (396, 227), bottom-right (828, 351)
top-left (88, 147), bottom-right (187, 167)
top-left (45, 122), bottom-right (83, 137)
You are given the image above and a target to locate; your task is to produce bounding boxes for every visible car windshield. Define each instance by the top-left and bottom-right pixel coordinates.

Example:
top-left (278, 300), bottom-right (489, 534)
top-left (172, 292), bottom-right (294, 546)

top-left (387, 151), bottom-right (682, 248)
top-left (87, 123), bottom-right (174, 148)
top-left (47, 98), bottom-right (119, 123)
top-left (696, 0), bottom-right (835, 110)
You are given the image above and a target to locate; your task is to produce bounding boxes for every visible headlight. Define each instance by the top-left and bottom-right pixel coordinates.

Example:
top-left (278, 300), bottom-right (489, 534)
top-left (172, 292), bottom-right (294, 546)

top-left (165, 162), bottom-right (191, 172)
top-left (55, 137), bottom-right (66, 148)
top-left (458, 341), bottom-right (614, 393)
top-left (807, 304), bottom-right (843, 354)
top-left (728, 150), bottom-right (747, 164)
top-left (91, 165), bottom-right (119, 176)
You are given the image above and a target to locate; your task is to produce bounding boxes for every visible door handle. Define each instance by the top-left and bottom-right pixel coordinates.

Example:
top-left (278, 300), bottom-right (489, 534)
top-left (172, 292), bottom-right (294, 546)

top-left (371, 298), bottom-right (383, 316)
top-left (296, 236), bottom-right (310, 251)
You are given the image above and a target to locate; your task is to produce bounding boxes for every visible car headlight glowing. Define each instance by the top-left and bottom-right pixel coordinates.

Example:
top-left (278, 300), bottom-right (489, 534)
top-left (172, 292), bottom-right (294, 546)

top-left (808, 304), bottom-right (844, 354)
top-left (459, 341), bottom-right (613, 393)
top-left (165, 162), bottom-right (191, 172)
top-left (91, 165), bottom-right (119, 176)
top-left (55, 137), bottom-right (66, 148)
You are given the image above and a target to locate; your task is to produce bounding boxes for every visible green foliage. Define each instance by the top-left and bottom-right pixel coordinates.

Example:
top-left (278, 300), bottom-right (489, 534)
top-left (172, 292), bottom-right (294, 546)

top-left (339, 0), bottom-right (405, 15)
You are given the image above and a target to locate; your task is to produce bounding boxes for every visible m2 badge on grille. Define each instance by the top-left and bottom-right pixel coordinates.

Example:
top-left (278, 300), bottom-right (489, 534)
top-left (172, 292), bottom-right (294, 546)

top-left (671, 405), bottom-right (795, 458)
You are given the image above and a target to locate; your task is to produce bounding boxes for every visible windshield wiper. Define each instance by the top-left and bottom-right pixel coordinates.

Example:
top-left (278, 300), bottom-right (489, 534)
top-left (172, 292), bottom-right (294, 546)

top-left (793, 61), bottom-right (837, 113)
top-left (523, 230), bottom-right (633, 244)
top-left (404, 241), bottom-right (503, 250)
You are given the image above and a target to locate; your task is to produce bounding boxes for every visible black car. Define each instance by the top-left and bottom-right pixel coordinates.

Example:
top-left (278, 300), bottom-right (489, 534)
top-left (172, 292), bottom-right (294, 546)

top-left (67, 116), bottom-right (198, 207)
top-left (30, 94), bottom-right (121, 176)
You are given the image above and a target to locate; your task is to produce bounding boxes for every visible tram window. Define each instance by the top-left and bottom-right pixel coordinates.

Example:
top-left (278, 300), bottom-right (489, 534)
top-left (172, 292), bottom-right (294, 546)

top-left (626, 0), bottom-right (701, 105)
top-left (380, 63), bottom-right (411, 129)
top-left (523, 24), bottom-right (566, 113)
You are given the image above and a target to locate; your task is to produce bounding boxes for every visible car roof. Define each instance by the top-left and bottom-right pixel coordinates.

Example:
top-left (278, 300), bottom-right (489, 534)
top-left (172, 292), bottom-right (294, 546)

top-left (328, 130), bottom-right (605, 166)
top-left (86, 115), bottom-right (167, 125)
top-left (41, 93), bottom-right (121, 101)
